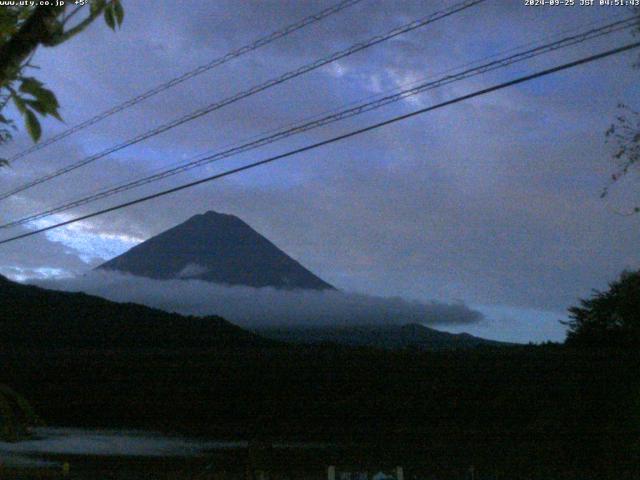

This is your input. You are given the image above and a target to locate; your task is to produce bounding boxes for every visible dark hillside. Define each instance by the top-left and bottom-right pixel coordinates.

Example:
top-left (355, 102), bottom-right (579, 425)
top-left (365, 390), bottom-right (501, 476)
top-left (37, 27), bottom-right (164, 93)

top-left (0, 274), bottom-right (270, 351)
top-left (257, 323), bottom-right (510, 350)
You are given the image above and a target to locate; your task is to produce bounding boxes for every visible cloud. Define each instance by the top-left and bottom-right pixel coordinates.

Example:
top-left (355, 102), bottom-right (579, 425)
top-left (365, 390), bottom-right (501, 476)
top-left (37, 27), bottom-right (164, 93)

top-left (35, 270), bottom-right (484, 328)
top-left (0, 223), bottom-right (92, 281)
top-left (0, 0), bottom-right (638, 345)
top-left (176, 263), bottom-right (210, 278)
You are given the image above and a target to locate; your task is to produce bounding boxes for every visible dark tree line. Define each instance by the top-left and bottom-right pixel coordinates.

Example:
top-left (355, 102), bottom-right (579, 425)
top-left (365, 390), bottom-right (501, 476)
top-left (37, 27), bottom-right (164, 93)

top-left (564, 269), bottom-right (640, 348)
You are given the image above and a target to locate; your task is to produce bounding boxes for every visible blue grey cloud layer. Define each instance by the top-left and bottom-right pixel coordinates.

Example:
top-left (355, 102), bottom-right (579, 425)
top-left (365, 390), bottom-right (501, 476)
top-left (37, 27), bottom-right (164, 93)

top-left (1, 1), bottom-right (639, 341)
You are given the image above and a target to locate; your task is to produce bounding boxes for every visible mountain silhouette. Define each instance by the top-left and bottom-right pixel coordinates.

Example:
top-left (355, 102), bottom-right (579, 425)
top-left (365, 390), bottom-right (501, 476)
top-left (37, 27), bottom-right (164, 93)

top-left (97, 211), bottom-right (334, 290)
top-left (0, 274), bottom-right (271, 352)
top-left (256, 323), bottom-right (509, 350)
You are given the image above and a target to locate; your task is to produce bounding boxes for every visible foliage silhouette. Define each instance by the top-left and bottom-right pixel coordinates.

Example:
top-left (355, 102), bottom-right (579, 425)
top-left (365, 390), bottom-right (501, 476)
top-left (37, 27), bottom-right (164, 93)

top-left (564, 269), bottom-right (640, 348)
top-left (0, 0), bottom-right (123, 156)
top-left (602, 8), bottom-right (640, 211)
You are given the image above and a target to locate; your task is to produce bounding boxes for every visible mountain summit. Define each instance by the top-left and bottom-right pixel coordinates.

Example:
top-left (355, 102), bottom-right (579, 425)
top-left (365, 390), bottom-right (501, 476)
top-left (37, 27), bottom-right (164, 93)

top-left (97, 211), bottom-right (334, 290)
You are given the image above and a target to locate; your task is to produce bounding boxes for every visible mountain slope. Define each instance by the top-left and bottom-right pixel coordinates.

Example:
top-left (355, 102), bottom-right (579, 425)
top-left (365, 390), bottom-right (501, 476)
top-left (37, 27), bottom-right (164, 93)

top-left (97, 210), bottom-right (334, 290)
top-left (0, 274), bottom-right (271, 352)
top-left (256, 323), bottom-right (509, 350)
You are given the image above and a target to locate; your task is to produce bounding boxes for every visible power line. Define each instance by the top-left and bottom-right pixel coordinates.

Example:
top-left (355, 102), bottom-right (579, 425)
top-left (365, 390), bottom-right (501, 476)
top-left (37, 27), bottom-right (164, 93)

top-left (0, 0), bottom-right (485, 201)
top-left (5, 0), bottom-right (366, 163)
top-left (3, 17), bottom-right (633, 229)
top-left (2, 15), bottom-right (634, 231)
top-left (1, 40), bottom-right (637, 247)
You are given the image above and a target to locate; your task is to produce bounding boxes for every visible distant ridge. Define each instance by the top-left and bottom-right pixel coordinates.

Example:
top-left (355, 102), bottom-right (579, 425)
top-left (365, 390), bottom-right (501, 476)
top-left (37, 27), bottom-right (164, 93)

top-left (97, 211), bottom-right (334, 290)
top-left (256, 323), bottom-right (510, 350)
top-left (0, 272), bottom-right (505, 352)
top-left (0, 274), bottom-right (271, 352)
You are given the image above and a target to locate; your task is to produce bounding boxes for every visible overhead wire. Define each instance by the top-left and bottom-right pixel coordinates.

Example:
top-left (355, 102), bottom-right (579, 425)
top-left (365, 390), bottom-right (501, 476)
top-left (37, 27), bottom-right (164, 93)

top-left (1, 40), bottom-right (638, 246)
top-left (4, 0), bottom-right (367, 163)
top-left (2, 15), bottom-right (635, 231)
top-left (0, 0), bottom-right (485, 201)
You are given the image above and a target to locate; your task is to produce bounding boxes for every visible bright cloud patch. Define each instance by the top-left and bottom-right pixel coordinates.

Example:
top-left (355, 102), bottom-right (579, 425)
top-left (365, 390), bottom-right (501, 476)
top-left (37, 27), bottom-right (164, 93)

top-left (27, 217), bottom-right (142, 263)
top-left (177, 263), bottom-right (210, 278)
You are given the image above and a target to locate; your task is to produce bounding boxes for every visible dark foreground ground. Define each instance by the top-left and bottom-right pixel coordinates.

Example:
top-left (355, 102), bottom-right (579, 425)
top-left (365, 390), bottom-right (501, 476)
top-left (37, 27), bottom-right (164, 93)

top-left (0, 446), bottom-right (455, 480)
top-left (2, 345), bottom-right (639, 479)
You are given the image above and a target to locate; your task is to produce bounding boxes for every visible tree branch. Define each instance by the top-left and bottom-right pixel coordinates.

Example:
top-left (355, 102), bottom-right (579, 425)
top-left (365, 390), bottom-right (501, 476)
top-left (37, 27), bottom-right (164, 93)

top-left (49, 3), bottom-right (107, 46)
top-left (0, 5), bottom-right (62, 87)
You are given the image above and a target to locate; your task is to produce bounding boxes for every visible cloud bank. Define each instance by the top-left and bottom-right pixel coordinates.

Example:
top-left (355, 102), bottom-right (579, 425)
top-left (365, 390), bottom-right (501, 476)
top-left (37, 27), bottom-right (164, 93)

top-left (35, 271), bottom-right (483, 328)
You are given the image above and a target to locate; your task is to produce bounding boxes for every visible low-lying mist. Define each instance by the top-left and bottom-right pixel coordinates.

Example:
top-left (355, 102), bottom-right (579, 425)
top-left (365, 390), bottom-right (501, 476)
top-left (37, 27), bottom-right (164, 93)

top-left (36, 271), bottom-right (484, 328)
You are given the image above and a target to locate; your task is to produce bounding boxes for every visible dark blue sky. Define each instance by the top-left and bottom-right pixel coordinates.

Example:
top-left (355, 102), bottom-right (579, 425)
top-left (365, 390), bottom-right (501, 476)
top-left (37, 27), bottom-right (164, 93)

top-left (1, 0), bottom-right (639, 342)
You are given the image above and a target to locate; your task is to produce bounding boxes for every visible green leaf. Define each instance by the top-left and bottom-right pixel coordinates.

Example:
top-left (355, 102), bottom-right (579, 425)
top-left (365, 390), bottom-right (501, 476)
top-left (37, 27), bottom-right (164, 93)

top-left (90, 0), bottom-right (106, 15)
top-left (0, 15), bottom-right (17, 34)
top-left (12, 95), bottom-right (26, 114)
top-left (17, 6), bottom-right (33, 20)
top-left (19, 78), bottom-right (59, 108)
top-left (24, 109), bottom-right (41, 142)
top-left (19, 78), bottom-right (61, 121)
top-left (104, 4), bottom-right (116, 30)
top-left (33, 86), bottom-right (59, 111)
top-left (24, 99), bottom-right (46, 115)
top-left (49, 106), bottom-right (63, 122)
top-left (113, 0), bottom-right (124, 26)
top-left (23, 99), bottom-right (61, 121)
top-left (18, 77), bottom-right (44, 96)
